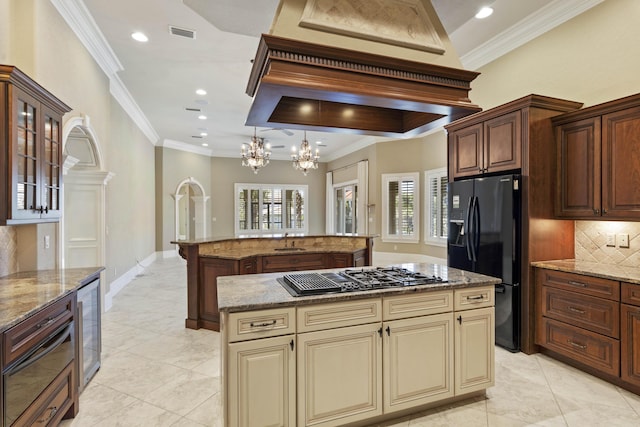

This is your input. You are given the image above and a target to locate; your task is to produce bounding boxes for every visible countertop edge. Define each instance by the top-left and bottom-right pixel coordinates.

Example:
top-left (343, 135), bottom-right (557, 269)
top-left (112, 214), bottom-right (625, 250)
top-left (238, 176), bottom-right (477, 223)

top-left (531, 259), bottom-right (640, 285)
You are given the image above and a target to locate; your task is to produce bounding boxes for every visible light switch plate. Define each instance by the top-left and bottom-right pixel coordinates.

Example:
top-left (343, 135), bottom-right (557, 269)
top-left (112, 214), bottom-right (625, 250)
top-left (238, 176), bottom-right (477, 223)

top-left (618, 233), bottom-right (630, 248)
top-left (606, 233), bottom-right (616, 247)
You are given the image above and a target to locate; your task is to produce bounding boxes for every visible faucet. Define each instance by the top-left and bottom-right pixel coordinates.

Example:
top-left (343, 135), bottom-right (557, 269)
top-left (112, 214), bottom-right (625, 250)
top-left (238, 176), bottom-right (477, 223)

top-left (284, 232), bottom-right (289, 248)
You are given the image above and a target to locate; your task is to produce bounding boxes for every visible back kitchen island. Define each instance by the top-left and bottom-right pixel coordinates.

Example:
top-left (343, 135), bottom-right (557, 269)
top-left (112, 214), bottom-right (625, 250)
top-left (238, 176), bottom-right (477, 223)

top-left (217, 263), bottom-right (500, 427)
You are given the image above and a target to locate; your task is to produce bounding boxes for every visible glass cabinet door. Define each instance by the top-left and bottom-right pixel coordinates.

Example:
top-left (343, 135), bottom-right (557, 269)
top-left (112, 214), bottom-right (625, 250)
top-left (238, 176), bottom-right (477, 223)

top-left (41, 106), bottom-right (63, 218)
top-left (13, 91), bottom-right (40, 220)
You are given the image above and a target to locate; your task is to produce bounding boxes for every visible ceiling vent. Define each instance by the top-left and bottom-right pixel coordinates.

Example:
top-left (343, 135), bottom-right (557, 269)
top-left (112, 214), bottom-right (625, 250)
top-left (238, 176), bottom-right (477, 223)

top-left (185, 107), bottom-right (201, 112)
top-left (169, 25), bottom-right (196, 39)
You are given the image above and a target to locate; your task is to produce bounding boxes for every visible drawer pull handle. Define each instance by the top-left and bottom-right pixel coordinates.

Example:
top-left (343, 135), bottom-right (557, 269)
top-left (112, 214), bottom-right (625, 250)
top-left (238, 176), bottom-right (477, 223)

top-left (36, 317), bottom-right (57, 329)
top-left (568, 280), bottom-right (587, 288)
top-left (37, 406), bottom-right (58, 424)
top-left (568, 306), bottom-right (586, 314)
top-left (250, 320), bottom-right (277, 328)
top-left (467, 295), bottom-right (485, 301)
top-left (568, 340), bottom-right (587, 350)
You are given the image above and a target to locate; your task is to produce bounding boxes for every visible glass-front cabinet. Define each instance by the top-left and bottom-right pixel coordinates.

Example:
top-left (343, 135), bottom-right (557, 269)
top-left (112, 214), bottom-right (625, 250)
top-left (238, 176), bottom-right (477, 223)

top-left (1, 65), bottom-right (70, 225)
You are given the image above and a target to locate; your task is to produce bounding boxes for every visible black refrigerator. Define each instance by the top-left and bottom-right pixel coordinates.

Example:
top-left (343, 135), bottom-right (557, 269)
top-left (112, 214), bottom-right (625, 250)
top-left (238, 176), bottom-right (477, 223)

top-left (448, 174), bottom-right (521, 352)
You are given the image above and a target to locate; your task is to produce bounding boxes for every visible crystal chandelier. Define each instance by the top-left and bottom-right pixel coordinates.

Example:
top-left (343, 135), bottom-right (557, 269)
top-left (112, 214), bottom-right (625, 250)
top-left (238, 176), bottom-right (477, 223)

top-left (241, 128), bottom-right (271, 173)
top-left (291, 131), bottom-right (319, 175)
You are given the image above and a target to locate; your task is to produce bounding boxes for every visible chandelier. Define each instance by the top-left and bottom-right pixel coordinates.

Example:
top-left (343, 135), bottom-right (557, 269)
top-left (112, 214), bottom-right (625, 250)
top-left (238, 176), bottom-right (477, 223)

top-left (291, 131), bottom-right (319, 175)
top-left (241, 128), bottom-right (271, 173)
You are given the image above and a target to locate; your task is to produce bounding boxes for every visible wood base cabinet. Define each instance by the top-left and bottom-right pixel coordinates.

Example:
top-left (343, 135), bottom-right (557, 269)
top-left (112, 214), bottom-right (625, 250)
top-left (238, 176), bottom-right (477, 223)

top-left (622, 283), bottom-right (640, 387)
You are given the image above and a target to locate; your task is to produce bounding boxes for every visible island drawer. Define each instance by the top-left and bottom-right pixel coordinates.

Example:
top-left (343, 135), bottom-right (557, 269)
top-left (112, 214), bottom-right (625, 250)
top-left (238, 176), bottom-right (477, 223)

top-left (454, 286), bottom-right (494, 311)
top-left (538, 317), bottom-right (620, 377)
top-left (383, 291), bottom-right (453, 321)
top-left (3, 293), bottom-right (75, 368)
top-left (297, 299), bottom-right (382, 333)
top-left (540, 285), bottom-right (619, 338)
top-left (227, 307), bottom-right (296, 342)
top-left (537, 269), bottom-right (619, 301)
top-left (622, 282), bottom-right (640, 306)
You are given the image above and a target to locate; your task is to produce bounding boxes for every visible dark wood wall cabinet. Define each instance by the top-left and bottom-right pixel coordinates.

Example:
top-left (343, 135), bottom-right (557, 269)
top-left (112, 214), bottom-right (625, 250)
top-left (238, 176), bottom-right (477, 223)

top-left (536, 268), bottom-right (640, 393)
top-left (176, 237), bottom-right (374, 332)
top-left (0, 65), bottom-right (71, 225)
top-left (445, 95), bottom-right (583, 354)
top-left (553, 93), bottom-right (640, 219)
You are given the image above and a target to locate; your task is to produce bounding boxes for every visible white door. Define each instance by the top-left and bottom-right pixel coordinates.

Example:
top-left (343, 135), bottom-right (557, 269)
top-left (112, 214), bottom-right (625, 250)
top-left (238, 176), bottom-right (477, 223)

top-left (63, 175), bottom-right (104, 268)
top-left (454, 306), bottom-right (495, 395)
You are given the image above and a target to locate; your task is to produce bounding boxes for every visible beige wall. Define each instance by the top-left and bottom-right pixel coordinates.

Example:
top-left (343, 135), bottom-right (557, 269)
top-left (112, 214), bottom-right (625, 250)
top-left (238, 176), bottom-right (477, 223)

top-left (0, 0), bottom-right (156, 290)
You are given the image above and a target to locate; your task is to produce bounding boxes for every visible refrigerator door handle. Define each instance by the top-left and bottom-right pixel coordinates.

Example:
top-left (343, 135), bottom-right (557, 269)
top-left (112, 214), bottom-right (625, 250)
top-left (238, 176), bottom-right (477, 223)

top-left (471, 196), bottom-right (480, 262)
top-left (465, 196), bottom-right (474, 261)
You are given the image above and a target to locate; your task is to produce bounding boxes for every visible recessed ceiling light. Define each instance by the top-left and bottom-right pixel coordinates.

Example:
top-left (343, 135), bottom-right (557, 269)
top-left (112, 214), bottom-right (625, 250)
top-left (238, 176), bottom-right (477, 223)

top-left (196, 89), bottom-right (207, 96)
top-left (198, 115), bottom-right (207, 120)
top-left (300, 104), bottom-right (313, 114)
top-left (131, 32), bottom-right (149, 42)
top-left (202, 143), bottom-right (209, 147)
top-left (200, 132), bottom-right (208, 137)
top-left (475, 6), bottom-right (494, 19)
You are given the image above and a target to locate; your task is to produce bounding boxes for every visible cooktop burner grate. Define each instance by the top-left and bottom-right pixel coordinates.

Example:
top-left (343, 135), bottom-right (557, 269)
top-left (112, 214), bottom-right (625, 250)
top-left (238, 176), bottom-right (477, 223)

top-left (282, 273), bottom-right (342, 295)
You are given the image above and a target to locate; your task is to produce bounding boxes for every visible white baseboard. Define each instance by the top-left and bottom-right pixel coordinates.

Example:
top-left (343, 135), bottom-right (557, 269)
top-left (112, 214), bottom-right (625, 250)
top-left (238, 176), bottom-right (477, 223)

top-left (373, 251), bottom-right (446, 266)
top-left (104, 251), bottom-right (158, 311)
top-left (162, 249), bottom-right (179, 258)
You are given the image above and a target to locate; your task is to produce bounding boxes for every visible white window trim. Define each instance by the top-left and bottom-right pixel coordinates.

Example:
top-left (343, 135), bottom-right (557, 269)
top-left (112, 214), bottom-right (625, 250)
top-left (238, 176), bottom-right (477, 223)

top-left (381, 172), bottom-right (419, 243)
top-left (424, 168), bottom-right (448, 247)
top-left (234, 183), bottom-right (309, 237)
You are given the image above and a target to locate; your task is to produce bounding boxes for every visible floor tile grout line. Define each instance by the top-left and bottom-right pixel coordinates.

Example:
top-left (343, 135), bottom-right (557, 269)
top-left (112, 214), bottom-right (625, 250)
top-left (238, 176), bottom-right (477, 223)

top-left (533, 353), bottom-right (569, 426)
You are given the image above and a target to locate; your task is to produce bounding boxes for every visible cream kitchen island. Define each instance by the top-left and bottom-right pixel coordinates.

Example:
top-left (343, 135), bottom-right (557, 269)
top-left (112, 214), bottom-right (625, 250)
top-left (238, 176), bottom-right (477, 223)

top-left (217, 263), bottom-right (500, 427)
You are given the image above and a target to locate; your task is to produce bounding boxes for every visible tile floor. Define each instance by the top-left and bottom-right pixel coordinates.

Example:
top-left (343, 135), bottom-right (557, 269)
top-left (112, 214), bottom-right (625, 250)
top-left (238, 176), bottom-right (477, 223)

top-left (60, 256), bottom-right (640, 427)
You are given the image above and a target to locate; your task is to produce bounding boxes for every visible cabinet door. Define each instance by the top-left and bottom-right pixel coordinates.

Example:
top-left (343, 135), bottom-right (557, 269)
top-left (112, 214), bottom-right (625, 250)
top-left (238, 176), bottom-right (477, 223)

top-left (602, 107), bottom-right (640, 218)
top-left (297, 323), bottom-right (382, 427)
top-left (484, 111), bottom-right (521, 174)
top-left (454, 307), bottom-right (495, 395)
top-left (622, 304), bottom-right (640, 387)
top-left (228, 335), bottom-right (296, 427)
top-left (40, 104), bottom-right (63, 219)
top-left (198, 258), bottom-right (237, 326)
top-left (11, 88), bottom-right (42, 221)
top-left (555, 117), bottom-right (601, 217)
top-left (383, 313), bottom-right (453, 414)
top-left (450, 123), bottom-right (483, 178)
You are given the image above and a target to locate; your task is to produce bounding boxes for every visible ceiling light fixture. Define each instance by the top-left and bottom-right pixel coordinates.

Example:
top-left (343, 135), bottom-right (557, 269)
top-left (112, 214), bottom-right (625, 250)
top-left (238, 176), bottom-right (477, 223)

top-left (131, 32), bottom-right (149, 42)
top-left (291, 131), bottom-right (319, 176)
top-left (196, 89), bottom-right (207, 96)
top-left (202, 143), bottom-right (209, 147)
top-left (475, 6), bottom-right (494, 19)
top-left (198, 115), bottom-right (207, 120)
top-left (200, 132), bottom-right (208, 137)
top-left (241, 127), bottom-right (271, 174)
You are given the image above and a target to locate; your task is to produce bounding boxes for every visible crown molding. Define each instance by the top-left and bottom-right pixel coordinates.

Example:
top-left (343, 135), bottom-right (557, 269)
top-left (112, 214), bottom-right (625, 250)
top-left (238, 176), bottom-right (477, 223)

top-left (51, 0), bottom-right (159, 144)
top-left (160, 139), bottom-right (214, 157)
top-left (459, 0), bottom-right (605, 70)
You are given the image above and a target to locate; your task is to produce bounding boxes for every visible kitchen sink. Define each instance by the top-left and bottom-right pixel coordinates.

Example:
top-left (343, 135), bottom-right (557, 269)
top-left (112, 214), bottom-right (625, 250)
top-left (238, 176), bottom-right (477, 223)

top-left (274, 247), bottom-right (306, 251)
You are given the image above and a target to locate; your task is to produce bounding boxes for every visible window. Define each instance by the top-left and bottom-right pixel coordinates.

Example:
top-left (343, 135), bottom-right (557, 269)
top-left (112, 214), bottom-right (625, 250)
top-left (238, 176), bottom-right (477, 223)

top-left (335, 183), bottom-right (357, 235)
top-left (235, 183), bottom-right (308, 236)
top-left (382, 173), bottom-right (419, 243)
top-left (425, 168), bottom-right (448, 246)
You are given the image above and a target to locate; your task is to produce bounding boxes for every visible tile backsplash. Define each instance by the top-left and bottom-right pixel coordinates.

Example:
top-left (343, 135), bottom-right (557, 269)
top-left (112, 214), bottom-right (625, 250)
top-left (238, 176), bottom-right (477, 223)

top-left (0, 226), bottom-right (18, 276)
top-left (575, 221), bottom-right (640, 266)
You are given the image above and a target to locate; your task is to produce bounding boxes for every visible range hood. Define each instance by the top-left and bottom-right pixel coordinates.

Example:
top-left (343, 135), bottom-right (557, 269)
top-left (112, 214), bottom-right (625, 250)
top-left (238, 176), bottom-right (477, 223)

top-left (245, 34), bottom-right (481, 137)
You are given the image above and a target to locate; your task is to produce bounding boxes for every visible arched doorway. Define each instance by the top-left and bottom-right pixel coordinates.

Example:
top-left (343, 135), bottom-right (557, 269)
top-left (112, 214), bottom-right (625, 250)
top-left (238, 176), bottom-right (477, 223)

top-left (61, 115), bottom-right (113, 269)
top-left (173, 177), bottom-right (209, 244)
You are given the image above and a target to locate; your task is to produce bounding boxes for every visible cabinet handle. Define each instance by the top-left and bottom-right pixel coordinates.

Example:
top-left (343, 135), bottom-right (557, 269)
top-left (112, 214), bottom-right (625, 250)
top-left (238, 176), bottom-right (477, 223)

top-left (249, 320), bottom-right (277, 328)
top-left (457, 315), bottom-right (462, 324)
top-left (602, 208), bottom-right (607, 215)
top-left (36, 317), bottom-right (57, 329)
top-left (36, 406), bottom-right (58, 424)
top-left (466, 295), bottom-right (485, 301)
top-left (567, 340), bottom-right (587, 350)
top-left (386, 326), bottom-right (391, 336)
top-left (568, 280), bottom-right (587, 288)
top-left (593, 208), bottom-right (599, 215)
top-left (568, 306), bottom-right (586, 315)
top-left (290, 339), bottom-right (294, 351)
top-left (378, 327), bottom-right (382, 337)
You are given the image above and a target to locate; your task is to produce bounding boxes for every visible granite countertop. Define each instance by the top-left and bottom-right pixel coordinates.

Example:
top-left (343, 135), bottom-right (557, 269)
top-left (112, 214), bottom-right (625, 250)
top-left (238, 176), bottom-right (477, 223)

top-left (217, 263), bottom-right (501, 313)
top-left (200, 245), bottom-right (368, 260)
top-left (0, 267), bottom-right (105, 332)
top-left (171, 234), bottom-right (377, 246)
top-left (531, 259), bottom-right (640, 285)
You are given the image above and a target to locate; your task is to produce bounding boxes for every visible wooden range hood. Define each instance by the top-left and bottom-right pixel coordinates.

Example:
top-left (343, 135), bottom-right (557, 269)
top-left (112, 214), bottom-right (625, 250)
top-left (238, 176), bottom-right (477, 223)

top-left (245, 34), bottom-right (481, 137)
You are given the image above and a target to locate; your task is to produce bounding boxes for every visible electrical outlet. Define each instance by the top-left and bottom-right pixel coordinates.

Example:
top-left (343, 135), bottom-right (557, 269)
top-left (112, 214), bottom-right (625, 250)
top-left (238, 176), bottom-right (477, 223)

top-left (44, 235), bottom-right (50, 249)
top-left (618, 233), bottom-right (630, 248)
top-left (606, 233), bottom-right (616, 247)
